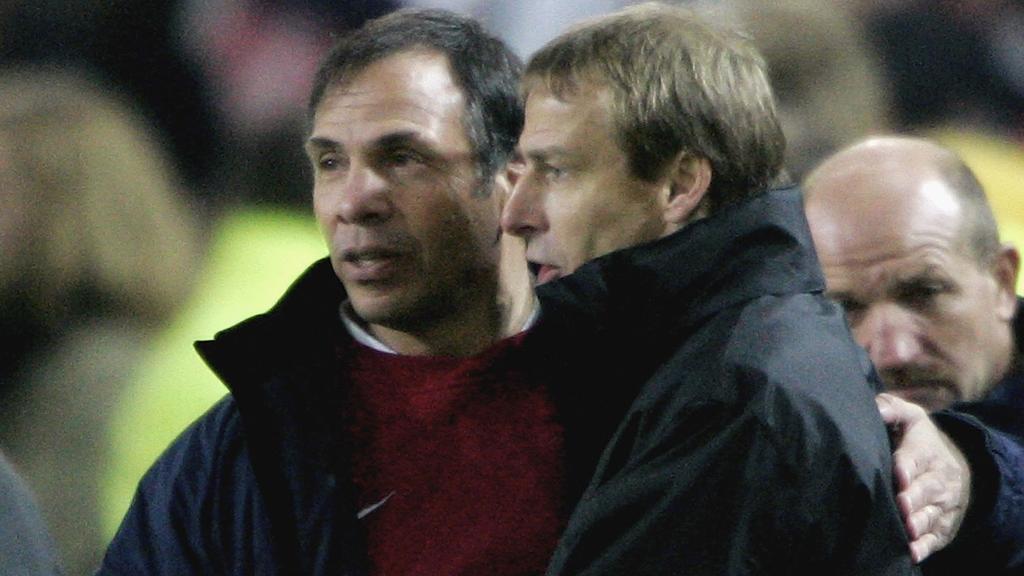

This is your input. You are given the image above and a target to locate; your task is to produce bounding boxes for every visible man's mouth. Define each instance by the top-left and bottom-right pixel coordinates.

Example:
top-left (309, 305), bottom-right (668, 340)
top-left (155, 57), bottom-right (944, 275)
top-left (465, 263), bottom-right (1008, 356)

top-left (344, 247), bottom-right (405, 264)
top-left (528, 261), bottom-right (562, 285)
top-left (887, 386), bottom-right (958, 412)
top-left (882, 369), bottom-right (961, 411)
top-left (341, 247), bottom-right (409, 282)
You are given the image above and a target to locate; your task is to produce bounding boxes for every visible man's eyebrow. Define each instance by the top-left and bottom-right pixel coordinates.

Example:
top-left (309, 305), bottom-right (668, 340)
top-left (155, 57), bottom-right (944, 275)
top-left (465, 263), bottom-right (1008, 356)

top-left (885, 263), bottom-right (951, 288)
top-left (305, 131), bottom-right (425, 153)
top-left (825, 289), bottom-right (854, 303)
top-left (376, 131), bottom-right (422, 149)
top-left (304, 136), bottom-right (339, 155)
top-left (522, 145), bottom-right (569, 163)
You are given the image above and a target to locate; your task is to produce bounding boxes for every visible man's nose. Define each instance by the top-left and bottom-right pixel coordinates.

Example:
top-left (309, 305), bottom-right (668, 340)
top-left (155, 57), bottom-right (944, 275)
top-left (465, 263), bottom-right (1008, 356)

top-left (854, 304), bottom-right (925, 372)
top-left (336, 163), bottom-right (393, 225)
top-left (500, 176), bottom-right (547, 238)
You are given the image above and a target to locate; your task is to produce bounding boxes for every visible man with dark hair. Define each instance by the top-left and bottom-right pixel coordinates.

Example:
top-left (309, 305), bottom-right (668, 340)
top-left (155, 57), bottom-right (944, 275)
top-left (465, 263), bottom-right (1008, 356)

top-left (98, 9), bottom-right (561, 574)
top-left (501, 3), bottom-right (917, 573)
top-left (804, 136), bottom-right (1024, 574)
top-left (307, 10), bottom-right (523, 182)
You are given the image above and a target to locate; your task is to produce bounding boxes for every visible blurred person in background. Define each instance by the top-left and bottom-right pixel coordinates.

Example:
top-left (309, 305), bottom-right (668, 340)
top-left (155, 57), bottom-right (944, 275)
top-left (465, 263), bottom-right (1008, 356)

top-left (714, 0), bottom-right (1024, 268)
top-left (855, 0), bottom-right (1024, 139)
top-left (1, 0), bottom-right (398, 209)
top-left (0, 451), bottom-right (62, 576)
top-left (729, 0), bottom-right (1024, 272)
top-left (0, 0), bottom-right (223, 199)
top-left (724, 0), bottom-right (890, 179)
top-left (0, 68), bottom-right (200, 575)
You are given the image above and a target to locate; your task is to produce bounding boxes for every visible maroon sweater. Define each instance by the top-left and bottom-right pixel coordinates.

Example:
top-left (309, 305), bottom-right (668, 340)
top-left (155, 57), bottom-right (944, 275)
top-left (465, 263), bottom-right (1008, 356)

top-left (345, 333), bottom-right (567, 575)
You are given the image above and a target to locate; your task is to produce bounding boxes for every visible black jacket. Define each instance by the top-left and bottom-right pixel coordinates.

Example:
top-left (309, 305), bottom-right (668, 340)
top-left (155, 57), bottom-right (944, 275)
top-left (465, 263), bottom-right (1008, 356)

top-left (99, 187), bottom-right (917, 575)
top-left (537, 186), bottom-right (916, 575)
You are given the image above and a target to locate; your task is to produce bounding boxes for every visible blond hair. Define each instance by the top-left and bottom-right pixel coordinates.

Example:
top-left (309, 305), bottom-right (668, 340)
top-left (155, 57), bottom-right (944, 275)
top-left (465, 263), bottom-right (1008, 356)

top-left (524, 2), bottom-right (786, 212)
top-left (0, 69), bottom-right (199, 324)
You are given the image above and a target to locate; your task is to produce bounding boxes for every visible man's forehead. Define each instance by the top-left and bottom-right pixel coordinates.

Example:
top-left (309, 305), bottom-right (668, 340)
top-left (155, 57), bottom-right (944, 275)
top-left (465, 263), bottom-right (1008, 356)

top-left (316, 50), bottom-right (465, 121)
top-left (306, 130), bottom-right (424, 153)
top-left (310, 53), bottom-right (470, 152)
top-left (520, 82), bottom-right (614, 149)
top-left (812, 192), bottom-right (976, 305)
top-left (813, 201), bottom-right (962, 262)
top-left (809, 161), bottom-right (963, 236)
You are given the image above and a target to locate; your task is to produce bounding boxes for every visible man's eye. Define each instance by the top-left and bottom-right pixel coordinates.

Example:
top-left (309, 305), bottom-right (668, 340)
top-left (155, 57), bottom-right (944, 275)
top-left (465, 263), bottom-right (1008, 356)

top-left (838, 298), bottom-right (865, 316)
top-left (542, 164), bottom-right (566, 180)
top-left (898, 281), bottom-right (947, 309)
top-left (315, 154), bottom-right (342, 171)
top-left (386, 149), bottom-right (424, 167)
top-left (831, 297), bottom-right (867, 325)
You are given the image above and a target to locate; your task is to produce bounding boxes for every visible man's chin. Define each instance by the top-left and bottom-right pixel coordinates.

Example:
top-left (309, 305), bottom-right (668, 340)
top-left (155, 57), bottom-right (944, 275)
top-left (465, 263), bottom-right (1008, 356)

top-left (889, 386), bottom-right (959, 412)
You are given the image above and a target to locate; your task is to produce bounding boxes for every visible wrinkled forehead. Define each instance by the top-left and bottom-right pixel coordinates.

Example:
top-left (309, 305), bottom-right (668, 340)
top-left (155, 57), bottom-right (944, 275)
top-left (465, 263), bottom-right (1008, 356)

top-left (521, 81), bottom-right (613, 138)
top-left (312, 51), bottom-right (470, 145)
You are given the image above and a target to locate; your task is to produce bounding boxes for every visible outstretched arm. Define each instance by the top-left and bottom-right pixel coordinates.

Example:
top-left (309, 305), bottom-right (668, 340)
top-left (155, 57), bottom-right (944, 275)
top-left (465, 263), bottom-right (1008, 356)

top-left (876, 394), bottom-right (970, 562)
top-left (882, 392), bottom-right (1024, 573)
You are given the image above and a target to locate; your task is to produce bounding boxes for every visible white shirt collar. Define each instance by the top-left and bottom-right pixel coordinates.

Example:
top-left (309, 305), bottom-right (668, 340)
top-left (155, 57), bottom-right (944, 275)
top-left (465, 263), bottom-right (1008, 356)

top-left (338, 298), bottom-right (541, 355)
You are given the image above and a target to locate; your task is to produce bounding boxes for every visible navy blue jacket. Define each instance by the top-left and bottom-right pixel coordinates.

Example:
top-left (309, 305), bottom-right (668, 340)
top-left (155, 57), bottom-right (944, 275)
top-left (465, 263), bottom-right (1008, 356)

top-left (926, 301), bottom-right (1024, 575)
top-left (97, 253), bottom-right (634, 573)
top-left (99, 188), bottom-right (917, 575)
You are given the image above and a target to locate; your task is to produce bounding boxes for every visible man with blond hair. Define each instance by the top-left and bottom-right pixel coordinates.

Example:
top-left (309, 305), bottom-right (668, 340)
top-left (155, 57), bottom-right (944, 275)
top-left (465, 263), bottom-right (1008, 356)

top-left (502, 3), bottom-right (916, 574)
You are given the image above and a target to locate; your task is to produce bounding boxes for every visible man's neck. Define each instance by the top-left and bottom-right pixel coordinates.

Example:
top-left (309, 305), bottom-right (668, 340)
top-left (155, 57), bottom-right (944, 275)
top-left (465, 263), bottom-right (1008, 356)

top-left (365, 236), bottom-right (536, 357)
top-left (996, 324), bottom-right (1018, 385)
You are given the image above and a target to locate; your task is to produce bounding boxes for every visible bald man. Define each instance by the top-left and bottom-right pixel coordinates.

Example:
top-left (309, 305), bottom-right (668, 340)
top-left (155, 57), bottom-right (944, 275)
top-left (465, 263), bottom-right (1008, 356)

top-left (805, 136), bottom-right (1024, 574)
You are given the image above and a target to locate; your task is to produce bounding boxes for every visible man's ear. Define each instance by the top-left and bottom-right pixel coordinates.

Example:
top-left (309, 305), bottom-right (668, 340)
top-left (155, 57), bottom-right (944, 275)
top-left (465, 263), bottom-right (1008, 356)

top-left (492, 164), bottom-right (516, 213)
top-left (664, 153), bottom-right (712, 226)
top-left (993, 243), bottom-right (1020, 322)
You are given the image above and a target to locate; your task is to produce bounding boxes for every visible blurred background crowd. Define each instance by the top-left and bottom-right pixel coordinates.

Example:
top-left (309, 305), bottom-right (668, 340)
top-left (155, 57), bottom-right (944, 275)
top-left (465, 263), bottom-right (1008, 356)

top-left (1, 0), bottom-right (1023, 574)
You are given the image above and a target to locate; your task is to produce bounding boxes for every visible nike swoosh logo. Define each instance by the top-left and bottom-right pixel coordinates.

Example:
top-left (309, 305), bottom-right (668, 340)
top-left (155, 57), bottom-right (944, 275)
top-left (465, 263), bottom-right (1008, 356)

top-left (357, 491), bottom-right (395, 520)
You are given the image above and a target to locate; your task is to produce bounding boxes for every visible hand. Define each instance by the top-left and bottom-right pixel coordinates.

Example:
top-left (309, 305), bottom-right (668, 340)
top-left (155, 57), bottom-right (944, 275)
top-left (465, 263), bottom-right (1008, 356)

top-left (876, 393), bottom-right (971, 563)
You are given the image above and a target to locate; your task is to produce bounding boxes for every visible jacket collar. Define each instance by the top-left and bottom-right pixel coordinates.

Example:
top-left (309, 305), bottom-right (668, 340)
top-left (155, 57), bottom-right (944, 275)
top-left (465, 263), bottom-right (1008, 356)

top-left (195, 258), bottom-right (345, 394)
top-left (194, 257), bottom-right (350, 479)
top-left (195, 259), bottom-right (369, 573)
top-left (537, 186), bottom-right (825, 339)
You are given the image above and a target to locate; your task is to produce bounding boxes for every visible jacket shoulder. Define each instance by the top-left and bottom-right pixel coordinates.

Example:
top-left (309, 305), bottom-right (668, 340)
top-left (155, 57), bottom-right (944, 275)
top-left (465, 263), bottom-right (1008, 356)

top-left (726, 294), bottom-right (889, 457)
top-left (99, 397), bottom-right (273, 575)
